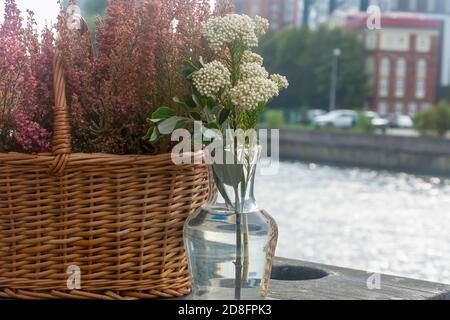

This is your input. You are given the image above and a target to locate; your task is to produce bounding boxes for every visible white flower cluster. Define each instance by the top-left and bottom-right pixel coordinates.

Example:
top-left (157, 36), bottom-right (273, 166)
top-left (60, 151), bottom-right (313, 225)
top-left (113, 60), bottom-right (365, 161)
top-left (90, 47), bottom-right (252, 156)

top-left (242, 50), bottom-right (264, 65)
top-left (271, 74), bottom-right (289, 90)
top-left (254, 16), bottom-right (270, 36)
top-left (192, 61), bottom-right (231, 98)
top-left (197, 14), bottom-right (288, 112)
top-left (240, 62), bottom-right (269, 80)
top-left (229, 77), bottom-right (279, 111)
top-left (204, 14), bottom-right (263, 53)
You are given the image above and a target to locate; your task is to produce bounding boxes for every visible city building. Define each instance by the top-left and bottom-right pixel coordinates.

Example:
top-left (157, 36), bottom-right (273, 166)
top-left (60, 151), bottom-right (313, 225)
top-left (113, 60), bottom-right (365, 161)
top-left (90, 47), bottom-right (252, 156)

top-left (365, 0), bottom-right (450, 98)
top-left (347, 14), bottom-right (442, 117)
top-left (231, 0), bottom-right (301, 30)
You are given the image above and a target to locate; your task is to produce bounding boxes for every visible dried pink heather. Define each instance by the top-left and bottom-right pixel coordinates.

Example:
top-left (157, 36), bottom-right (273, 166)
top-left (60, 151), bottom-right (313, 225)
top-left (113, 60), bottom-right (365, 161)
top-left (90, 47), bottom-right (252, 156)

top-left (0, 0), bottom-right (52, 153)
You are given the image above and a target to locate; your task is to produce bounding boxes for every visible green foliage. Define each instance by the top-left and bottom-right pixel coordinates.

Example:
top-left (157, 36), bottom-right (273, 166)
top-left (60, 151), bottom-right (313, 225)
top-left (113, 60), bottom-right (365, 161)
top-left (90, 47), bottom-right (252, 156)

top-left (79, 0), bottom-right (107, 30)
top-left (355, 112), bottom-right (376, 134)
top-left (258, 26), bottom-right (368, 110)
top-left (264, 110), bottom-right (285, 128)
top-left (414, 101), bottom-right (450, 138)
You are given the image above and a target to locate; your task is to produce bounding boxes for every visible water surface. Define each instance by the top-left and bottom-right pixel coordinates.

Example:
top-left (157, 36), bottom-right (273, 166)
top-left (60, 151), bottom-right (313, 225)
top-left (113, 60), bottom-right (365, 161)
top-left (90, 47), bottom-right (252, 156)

top-left (256, 162), bottom-right (450, 284)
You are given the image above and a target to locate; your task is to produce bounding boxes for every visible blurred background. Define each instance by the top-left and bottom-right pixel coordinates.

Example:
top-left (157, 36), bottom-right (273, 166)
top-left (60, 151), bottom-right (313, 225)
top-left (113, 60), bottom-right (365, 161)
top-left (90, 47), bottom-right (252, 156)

top-left (2, 0), bottom-right (449, 284)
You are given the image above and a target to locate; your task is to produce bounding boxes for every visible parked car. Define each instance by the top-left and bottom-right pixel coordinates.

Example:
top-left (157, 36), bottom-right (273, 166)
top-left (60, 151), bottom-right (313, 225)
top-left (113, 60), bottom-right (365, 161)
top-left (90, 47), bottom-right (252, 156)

top-left (313, 110), bottom-right (358, 128)
top-left (392, 115), bottom-right (414, 129)
top-left (364, 111), bottom-right (389, 130)
top-left (306, 109), bottom-right (326, 123)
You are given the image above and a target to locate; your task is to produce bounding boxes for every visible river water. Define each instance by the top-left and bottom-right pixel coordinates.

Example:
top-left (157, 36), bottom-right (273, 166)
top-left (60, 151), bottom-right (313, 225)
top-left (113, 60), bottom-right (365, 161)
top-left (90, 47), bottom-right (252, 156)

top-left (255, 161), bottom-right (450, 285)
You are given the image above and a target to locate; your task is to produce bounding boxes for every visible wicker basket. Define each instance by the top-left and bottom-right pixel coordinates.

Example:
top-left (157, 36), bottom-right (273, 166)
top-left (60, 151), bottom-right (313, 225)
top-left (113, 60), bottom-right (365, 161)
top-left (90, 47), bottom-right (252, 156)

top-left (0, 52), bottom-right (210, 300)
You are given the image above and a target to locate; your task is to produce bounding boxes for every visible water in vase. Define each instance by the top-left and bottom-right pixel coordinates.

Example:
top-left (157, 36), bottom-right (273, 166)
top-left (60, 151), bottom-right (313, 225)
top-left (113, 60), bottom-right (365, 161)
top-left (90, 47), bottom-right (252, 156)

top-left (184, 204), bottom-right (271, 300)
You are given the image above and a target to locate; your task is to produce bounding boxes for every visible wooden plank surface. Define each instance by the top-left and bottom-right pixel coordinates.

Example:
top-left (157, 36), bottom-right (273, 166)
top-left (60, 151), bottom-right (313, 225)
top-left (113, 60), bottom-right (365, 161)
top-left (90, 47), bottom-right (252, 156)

top-left (267, 257), bottom-right (450, 300)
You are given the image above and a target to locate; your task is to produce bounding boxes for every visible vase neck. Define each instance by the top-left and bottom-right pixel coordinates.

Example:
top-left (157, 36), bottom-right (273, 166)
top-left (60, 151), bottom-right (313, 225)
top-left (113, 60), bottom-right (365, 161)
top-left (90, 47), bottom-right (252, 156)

top-left (210, 145), bottom-right (261, 214)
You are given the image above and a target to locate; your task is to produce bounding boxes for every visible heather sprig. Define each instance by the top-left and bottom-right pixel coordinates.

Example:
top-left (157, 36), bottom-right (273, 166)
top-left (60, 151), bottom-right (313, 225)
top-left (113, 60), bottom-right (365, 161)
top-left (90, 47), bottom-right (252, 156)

top-left (56, 0), bottom-right (228, 154)
top-left (0, 0), bottom-right (53, 153)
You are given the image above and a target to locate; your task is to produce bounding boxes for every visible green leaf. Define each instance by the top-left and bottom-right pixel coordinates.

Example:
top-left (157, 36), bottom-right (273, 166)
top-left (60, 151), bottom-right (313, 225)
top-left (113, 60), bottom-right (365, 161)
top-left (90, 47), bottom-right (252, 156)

top-left (189, 112), bottom-right (202, 121)
top-left (143, 127), bottom-right (161, 143)
top-left (150, 107), bottom-right (175, 123)
top-left (206, 99), bottom-right (216, 110)
top-left (181, 67), bottom-right (195, 79)
top-left (212, 151), bottom-right (245, 189)
top-left (203, 122), bottom-right (221, 140)
top-left (173, 97), bottom-right (191, 112)
top-left (186, 96), bottom-right (197, 109)
top-left (199, 56), bottom-right (206, 67)
top-left (192, 94), bottom-right (203, 108)
top-left (219, 109), bottom-right (231, 124)
top-left (143, 127), bottom-right (154, 140)
top-left (150, 127), bottom-right (161, 143)
top-left (158, 116), bottom-right (186, 135)
top-left (182, 59), bottom-right (199, 71)
top-left (204, 122), bottom-right (220, 130)
top-left (212, 170), bottom-right (234, 208)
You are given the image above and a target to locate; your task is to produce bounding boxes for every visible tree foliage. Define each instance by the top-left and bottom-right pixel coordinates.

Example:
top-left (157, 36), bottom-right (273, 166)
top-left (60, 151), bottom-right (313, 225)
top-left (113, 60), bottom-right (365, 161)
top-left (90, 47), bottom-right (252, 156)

top-left (414, 101), bottom-right (450, 138)
top-left (258, 26), bottom-right (369, 111)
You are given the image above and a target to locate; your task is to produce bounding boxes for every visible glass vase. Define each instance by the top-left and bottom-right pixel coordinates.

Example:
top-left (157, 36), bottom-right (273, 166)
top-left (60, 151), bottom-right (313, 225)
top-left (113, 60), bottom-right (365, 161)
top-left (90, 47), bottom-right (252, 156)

top-left (183, 145), bottom-right (278, 300)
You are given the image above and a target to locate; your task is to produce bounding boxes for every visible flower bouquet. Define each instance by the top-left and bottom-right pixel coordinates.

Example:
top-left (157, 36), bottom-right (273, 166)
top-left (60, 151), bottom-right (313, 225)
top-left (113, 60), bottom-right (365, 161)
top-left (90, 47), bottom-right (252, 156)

top-left (146, 14), bottom-right (288, 300)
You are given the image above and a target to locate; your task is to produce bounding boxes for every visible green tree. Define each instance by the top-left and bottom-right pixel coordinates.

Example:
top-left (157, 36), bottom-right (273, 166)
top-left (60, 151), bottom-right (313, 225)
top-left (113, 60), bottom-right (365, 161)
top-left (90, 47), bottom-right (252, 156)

top-left (79, 0), bottom-right (106, 30)
top-left (62, 0), bottom-right (106, 30)
top-left (414, 101), bottom-right (450, 138)
top-left (259, 26), bottom-right (368, 111)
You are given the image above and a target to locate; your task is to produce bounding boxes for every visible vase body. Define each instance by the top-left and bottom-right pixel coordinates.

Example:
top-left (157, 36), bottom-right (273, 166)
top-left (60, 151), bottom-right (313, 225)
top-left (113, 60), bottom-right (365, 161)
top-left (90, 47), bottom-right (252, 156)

top-left (183, 145), bottom-right (278, 300)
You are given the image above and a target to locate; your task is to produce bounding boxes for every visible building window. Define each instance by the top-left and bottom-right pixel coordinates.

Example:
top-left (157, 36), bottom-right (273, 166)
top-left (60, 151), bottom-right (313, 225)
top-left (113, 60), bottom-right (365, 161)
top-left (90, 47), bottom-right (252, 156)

top-left (365, 33), bottom-right (377, 50)
top-left (366, 57), bottom-right (375, 89)
top-left (416, 36), bottom-right (431, 52)
top-left (395, 80), bottom-right (405, 98)
top-left (380, 31), bottom-right (410, 51)
top-left (380, 57), bottom-right (390, 77)
top-left (389, 0), bottom-right (399, 10)
top-left (396, 58), bottom-right (406, 78)
top-left (416, 81), bottom-right (426, 99)
top-left (409, 0), bottom-right (418, 11)
top-left (409, 102), bottom-right (417, 117)
top-left (379, 79), bottom-right (389, 97)
top-left (378, 101), bottom-right (388, 116)
top-left (427, 0), bottom-right (436, 12)
top-left (395, 102), bottom-right (404, 115)
top-left (416, 59), bottom-right (427, 98)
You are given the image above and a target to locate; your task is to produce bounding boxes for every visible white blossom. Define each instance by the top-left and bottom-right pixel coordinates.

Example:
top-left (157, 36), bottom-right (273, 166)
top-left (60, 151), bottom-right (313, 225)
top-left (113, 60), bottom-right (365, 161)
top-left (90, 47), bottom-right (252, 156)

top-left (229, 77), bottom-right (279, 111)
top-left (192, 61), bottom-right (231, 98)
top-left (204, 14), bottom-right (260, 53)
top-left (254, 15), bottom-right (269, 36)
top-left (242, 50), bottom-right (264, 65)
top-left (241, 62), bottom-right (269, 80)
top-left (271, 74), bottom-right (289, 90)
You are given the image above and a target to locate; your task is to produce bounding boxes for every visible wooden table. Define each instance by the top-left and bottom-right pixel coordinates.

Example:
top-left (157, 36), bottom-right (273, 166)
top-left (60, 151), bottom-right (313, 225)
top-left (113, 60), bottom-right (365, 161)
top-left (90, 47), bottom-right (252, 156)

top-left (266, 257), bottom-right (450, 300)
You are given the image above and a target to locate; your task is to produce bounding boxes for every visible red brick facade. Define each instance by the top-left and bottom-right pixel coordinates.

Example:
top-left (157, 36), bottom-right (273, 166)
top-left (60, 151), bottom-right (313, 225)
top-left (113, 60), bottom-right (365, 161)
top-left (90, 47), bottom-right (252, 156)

top-left (348, 15), bottom-right (442, 117)
top-left (232, 0), bottom-right (300, 31)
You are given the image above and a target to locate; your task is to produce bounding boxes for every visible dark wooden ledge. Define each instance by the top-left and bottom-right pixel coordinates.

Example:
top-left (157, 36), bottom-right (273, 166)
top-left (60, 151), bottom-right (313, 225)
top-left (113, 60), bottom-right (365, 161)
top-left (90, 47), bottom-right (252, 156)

top-left (267, 257), bottom-right (450, 300)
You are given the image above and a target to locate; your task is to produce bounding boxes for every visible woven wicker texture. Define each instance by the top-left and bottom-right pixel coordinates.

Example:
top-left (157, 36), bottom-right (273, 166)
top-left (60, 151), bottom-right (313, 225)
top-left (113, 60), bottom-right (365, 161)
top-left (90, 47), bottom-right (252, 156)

top-left (0, 52), bottom-right (209, 299)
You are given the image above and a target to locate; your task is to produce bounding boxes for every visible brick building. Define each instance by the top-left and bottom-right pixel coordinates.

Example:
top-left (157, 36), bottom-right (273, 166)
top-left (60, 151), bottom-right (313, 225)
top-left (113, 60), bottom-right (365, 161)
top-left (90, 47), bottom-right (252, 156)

top-left (367, 0), bottom-right (450, 98)
top-left (231, 0), bottom-right (301, 30)
top-left (347, 14), bottom-right (442, 117)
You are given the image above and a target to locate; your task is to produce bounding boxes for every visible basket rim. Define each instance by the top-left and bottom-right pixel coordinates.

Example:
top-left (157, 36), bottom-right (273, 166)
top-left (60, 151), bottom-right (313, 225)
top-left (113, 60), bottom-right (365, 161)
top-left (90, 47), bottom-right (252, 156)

top-left (0, 150), bottom-right (205, 161)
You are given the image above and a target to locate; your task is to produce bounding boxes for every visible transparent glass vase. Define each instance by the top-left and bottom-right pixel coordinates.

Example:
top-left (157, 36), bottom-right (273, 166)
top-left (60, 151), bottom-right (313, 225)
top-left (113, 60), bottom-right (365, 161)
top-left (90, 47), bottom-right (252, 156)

top-left (183, 145), bottom-right (278, 300)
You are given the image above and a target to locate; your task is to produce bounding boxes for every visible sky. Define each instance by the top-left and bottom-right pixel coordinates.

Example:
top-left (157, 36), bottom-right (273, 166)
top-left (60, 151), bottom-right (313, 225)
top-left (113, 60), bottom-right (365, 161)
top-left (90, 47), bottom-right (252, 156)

top-left (0, 0), bottom-right (218, 30)
top-left (0, 0), bottom-right (60, 30)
